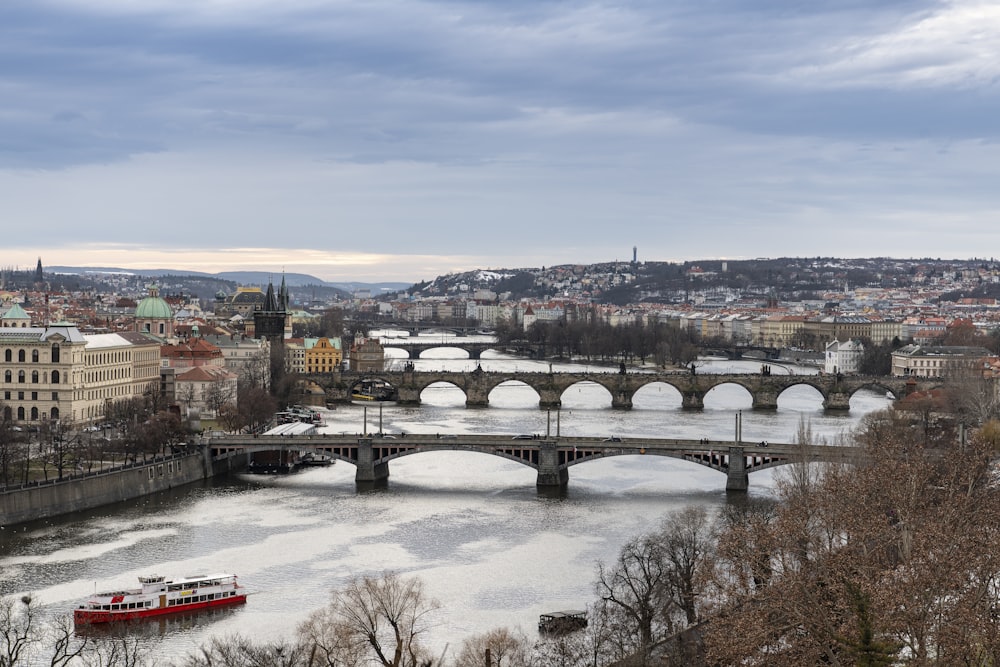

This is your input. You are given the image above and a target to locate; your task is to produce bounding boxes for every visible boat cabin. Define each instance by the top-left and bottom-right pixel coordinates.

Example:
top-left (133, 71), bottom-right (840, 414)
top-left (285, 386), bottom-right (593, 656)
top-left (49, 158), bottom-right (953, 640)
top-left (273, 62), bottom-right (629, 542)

top-left (538, 609), bottom-right (588, 635)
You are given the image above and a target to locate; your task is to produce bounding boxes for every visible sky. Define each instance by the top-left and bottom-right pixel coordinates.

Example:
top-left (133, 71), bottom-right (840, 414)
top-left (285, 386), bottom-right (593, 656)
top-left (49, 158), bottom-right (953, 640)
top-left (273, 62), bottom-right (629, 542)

top-left (3, 0), bottom-right (1000, 284)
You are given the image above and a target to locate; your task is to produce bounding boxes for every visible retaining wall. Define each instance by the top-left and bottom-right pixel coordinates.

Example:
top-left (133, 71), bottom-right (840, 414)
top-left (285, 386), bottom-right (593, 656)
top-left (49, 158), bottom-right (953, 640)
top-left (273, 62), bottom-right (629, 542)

top-left (0, 448), bottom-right (249, 527)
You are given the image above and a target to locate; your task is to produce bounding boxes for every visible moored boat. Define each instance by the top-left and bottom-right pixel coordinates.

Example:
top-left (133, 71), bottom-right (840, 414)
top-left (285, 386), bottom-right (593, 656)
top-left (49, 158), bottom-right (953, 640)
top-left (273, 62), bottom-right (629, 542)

top-left (74, 573), bottom-right (246, 624)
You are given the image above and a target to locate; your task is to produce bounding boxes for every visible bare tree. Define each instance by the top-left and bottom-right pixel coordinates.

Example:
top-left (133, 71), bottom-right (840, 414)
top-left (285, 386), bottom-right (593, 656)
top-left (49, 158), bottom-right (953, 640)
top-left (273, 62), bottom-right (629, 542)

top-left (297, 571), bottom-right (440, 667)
top-left (453, 627), bottom-right (532, 667)
top-left (175, 634), bottom-right (302, 667)
top-left (595, 533), bottom-right (670, 661)
top-left (0, 594), bottom-right (37, 666)
top-left (701, 409), bottom-right (1000, 665)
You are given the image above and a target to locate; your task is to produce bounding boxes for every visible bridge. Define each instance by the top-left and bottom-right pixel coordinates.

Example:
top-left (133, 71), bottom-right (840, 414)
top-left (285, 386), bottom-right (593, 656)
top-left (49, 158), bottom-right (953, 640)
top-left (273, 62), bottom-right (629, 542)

top-left (313, 369), bottom-right (926, 411)
top-left (380, 340), bottom-right (545, 360)
top-left (206, 432), bottom-right (863, 492)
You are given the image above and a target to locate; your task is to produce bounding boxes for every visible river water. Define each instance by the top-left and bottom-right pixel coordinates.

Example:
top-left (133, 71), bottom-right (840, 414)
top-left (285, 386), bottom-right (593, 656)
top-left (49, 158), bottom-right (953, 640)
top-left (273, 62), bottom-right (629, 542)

top-left (0, 336), bottom-right (889, 663)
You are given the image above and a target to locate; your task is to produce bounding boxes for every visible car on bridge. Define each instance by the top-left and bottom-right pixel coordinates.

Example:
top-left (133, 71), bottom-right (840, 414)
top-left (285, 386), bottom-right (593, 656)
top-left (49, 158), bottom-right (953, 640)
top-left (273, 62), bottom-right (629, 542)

top-left (603, 436), bottom-right (623, 442)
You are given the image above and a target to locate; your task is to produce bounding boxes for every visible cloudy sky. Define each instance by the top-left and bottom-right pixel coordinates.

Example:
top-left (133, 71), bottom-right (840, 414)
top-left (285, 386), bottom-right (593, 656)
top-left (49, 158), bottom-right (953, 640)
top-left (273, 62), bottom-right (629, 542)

top-left (3, 1), bottom-right (999, 283)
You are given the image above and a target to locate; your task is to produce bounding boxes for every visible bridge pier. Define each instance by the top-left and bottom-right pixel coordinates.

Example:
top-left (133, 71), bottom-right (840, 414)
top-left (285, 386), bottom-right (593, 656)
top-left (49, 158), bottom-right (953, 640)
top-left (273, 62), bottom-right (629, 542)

top-left (823, 390), bottom-right (852, 411)
top-left (725, 447), bottom-right (748, 492)
top-left (681, 391), bottom-right (705, 409)
top-left (751, 390), bottom-right (779, 410)
top-left (355, 438), bottom-right (390, 488)
top-left (536, 440), bottom-right (568, 491)
top-left (611, 390), bottom-right (633, 409)
top-left (538, 388), bottom-right (562, 410)
top-left (395, 387), bottom-right (421, 406)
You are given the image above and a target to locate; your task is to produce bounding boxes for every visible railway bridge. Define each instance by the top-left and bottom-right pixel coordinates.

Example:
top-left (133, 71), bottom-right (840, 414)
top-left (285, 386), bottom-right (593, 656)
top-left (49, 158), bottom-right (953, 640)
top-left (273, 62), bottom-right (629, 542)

top-left (313, 369), bottom-right (926, 411)
top-left (206, 432), bottom-right (864, 492)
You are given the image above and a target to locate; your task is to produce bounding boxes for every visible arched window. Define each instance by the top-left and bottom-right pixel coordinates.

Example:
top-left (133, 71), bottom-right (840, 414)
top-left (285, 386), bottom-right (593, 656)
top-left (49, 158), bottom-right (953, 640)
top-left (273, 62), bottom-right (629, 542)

top-left (31, 350), bottom-right (38, 363)
top-left (50, 407), bottom-right (59, 420)
top-left (4, 349), bottom-right (10, 362)
top-left (16, 407), bottom-right (24, 421)
top-left (30, 407), bottom-right (38, 421)
top-left (52, 370), bottom-right (60, 384)
top-left (31, 371), bottom-right (38, 383)
top-left (4, 371), bottom-right (10, 383)
top-left (51, 345), bottom-right (60, 363)
top-left (18, 350), bottom-right (25, 362)
top-left (2, 406), bottom-right (10, 421)
top-left (18, 371), bottom-right (25, 384)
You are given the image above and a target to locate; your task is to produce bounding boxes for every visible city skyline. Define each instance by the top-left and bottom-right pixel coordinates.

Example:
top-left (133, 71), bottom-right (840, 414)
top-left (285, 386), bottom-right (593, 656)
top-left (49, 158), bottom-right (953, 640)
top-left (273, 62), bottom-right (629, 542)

top-left (3, 1), bottom-right (999, 282)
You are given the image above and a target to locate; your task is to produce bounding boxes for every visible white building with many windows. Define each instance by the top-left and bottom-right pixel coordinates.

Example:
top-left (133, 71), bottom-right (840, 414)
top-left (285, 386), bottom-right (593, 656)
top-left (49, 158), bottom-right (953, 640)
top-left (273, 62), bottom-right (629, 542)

top-left (0, 323), bottom-right (161, 425)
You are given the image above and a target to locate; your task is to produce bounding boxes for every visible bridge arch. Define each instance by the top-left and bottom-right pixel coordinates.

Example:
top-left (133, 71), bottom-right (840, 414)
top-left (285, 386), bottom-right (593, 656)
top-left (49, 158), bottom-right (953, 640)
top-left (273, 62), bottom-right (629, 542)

top-left (487, 380), bottom-right (540, 408)
top-left (631, 382), bottom-right (684, 410)
top-left (703, 382), bottom-right (754, 409)
top-left (559, 380), bottom-right (614, 409)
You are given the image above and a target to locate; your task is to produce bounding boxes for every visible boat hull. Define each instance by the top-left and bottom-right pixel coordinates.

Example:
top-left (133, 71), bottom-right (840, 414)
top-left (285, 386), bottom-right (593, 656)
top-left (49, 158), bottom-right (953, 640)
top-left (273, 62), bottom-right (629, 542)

top-left (74, 593), bottom-right (247, 625)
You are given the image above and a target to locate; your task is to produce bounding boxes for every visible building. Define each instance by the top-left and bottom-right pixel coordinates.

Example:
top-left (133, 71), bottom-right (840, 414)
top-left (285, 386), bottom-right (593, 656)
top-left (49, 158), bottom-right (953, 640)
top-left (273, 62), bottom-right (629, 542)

top-left (304, 337), bottom-right (343, 374)
top-left (348, 338), bottom-right (385, 372)
top-left (890, 344), bottom-right (993, 378)
top-left (134, 284), bottom-right (175, 339)
top-left (174, 365), bottom-right (238, 419)
top-left (253, 276), bottom-right (290, 341)
top-left (824, 339), bottom-right (864, 375)
top-left (0, 323), bottom-right (161, 425)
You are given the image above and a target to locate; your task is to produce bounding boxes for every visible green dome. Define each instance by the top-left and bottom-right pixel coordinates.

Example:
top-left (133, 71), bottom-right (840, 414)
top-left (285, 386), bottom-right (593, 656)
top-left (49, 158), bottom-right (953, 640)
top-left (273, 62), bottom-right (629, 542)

top-left (135, 285), bottom-right (172, 319)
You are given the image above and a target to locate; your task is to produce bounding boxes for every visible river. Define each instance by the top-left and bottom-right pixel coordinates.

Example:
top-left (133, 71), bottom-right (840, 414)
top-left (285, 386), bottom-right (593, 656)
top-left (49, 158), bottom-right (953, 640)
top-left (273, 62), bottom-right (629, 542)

top-left (0, 336), bottom-right (889, 663)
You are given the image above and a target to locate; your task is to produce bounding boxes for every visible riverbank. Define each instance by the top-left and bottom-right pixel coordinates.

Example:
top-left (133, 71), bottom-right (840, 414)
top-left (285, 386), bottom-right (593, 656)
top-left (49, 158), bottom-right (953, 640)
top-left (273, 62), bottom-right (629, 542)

top-left (0, 447), bottom-right (248, 527)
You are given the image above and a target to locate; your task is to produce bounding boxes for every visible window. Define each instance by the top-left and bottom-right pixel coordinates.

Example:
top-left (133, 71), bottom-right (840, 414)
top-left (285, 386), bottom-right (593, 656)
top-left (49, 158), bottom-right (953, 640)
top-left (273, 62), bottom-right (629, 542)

top-left (3, 350), bottom-right (9, 362)
top-left (31, 350), bottom-right (38, 363)
top-left (3, 371), bottom-right (9, 383)
top-left (52, 370), bottom-right (59, 384)
top-left (31, 371), bottom-right (38, 383)
top-left (30, 392), bottom-right (37, 401)
top-left (50, 408), bottom-right (59, 420)
top-left (17, 371), bottom-right (24, 384)
top-left (52, 392), bottom-right (58, 401)
top-left (52, 345), bottom-right (60, 363)
top-left (18, 350), bottom-right (24, 362)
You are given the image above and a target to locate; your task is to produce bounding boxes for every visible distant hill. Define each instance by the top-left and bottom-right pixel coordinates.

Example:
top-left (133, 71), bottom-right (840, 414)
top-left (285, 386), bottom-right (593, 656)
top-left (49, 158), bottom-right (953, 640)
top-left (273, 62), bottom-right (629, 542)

top-left (48, 266), bottom-right (410, 296)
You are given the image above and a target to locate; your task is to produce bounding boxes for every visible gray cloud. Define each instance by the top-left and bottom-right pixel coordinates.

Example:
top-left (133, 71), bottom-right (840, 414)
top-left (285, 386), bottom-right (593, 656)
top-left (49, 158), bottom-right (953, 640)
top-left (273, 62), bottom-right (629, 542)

top-left (1, 0), bottom-right (997, 279)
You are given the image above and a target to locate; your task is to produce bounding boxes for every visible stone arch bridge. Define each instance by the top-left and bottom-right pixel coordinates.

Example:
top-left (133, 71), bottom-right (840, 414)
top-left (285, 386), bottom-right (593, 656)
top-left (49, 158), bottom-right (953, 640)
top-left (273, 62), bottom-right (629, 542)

top-left (206, 433), bottom-right (864, 492)
top-left (314, 369), bottom-right (926, 411)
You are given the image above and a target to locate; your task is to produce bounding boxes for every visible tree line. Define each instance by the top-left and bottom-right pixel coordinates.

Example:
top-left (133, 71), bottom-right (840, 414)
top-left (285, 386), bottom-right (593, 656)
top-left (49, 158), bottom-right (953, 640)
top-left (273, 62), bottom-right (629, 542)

top-left (494, 317), bottom-right (702, 368)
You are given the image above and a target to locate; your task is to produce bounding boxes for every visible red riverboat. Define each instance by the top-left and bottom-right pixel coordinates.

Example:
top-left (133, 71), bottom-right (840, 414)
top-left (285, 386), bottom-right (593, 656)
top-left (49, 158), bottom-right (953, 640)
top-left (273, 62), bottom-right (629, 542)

top-left (73, 573), bottom-right (246, 624)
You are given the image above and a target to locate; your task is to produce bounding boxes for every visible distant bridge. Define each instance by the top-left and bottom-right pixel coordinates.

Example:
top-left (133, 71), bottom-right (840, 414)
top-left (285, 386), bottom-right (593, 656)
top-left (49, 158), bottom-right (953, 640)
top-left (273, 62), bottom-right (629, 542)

top-left (381, 340), bottom-right (545, 360)
top-left (206, 433), bottom-right (863, 492)
top-left (312, 369), bottom-right (926, 411)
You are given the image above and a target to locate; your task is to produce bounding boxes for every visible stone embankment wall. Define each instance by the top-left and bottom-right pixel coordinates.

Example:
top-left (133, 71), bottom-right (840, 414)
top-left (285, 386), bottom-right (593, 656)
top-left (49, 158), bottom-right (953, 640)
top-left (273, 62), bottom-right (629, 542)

top-left (0, 448), bottom-right (249, 527)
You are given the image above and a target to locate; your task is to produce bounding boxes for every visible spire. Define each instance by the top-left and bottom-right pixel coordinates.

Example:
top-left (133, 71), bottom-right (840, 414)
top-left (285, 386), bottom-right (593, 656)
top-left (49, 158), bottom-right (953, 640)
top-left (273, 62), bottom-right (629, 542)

top-left (279, 272), bottom-right (289, 310)
top-left (34, 258), bottom-right (43, 284)
top-left (263, 278), bottom-right (279, 312)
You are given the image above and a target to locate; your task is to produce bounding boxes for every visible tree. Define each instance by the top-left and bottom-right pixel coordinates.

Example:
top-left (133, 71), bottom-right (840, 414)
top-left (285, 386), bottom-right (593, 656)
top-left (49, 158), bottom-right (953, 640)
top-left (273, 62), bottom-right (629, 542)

top-left (0, 594), bottom-right (37, 667)
top-left (595, 534), bottom-right (669, 660)
top-left (176, 634), bottom-right (302, 667)
top-left (453, 627), bottom-right (532, 667)
top-left (701, 409), bottom-right (1000, 664)
top-left (297, 571), bottom-right (440, 667)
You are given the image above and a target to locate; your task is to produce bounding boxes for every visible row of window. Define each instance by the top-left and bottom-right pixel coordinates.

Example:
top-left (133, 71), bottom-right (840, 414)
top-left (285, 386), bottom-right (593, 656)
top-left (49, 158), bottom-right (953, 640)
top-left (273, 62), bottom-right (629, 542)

top-left (3, 406), bottom-right (59, 421)
top-left (4, 346), bottom-right (61, 363)
top-left (2, 370), bottom-right (61, 384)
top-left (3, 391), bottom-right (58, 401)
top-left (167, 591), bottom-right (238, 607)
